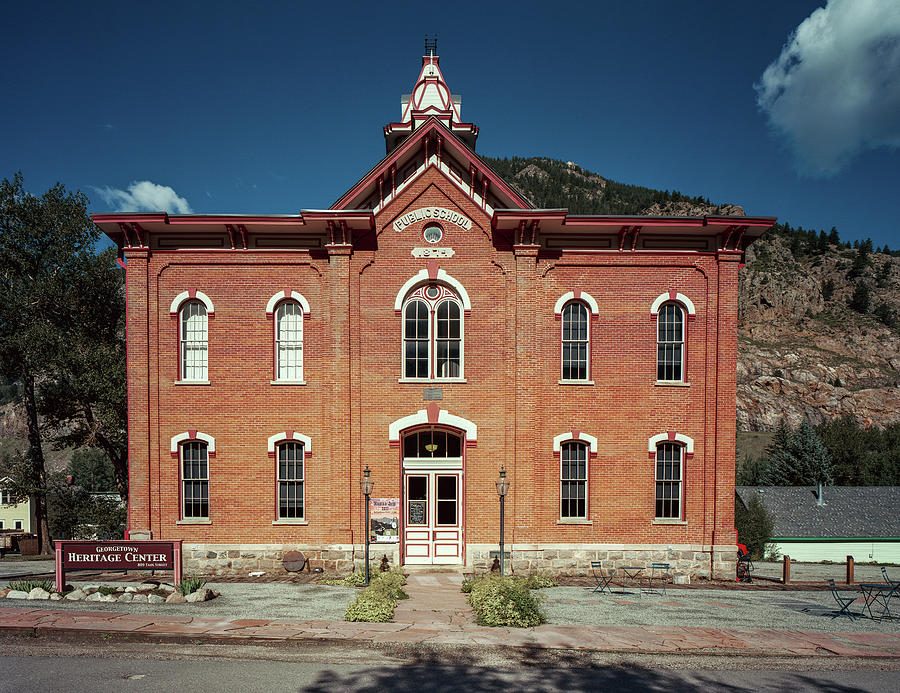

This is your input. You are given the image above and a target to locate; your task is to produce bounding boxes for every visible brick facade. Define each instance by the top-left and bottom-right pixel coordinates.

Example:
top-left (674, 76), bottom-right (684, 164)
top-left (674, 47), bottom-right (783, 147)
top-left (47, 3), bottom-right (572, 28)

top-left (96, 55), bottom-right (772, 579)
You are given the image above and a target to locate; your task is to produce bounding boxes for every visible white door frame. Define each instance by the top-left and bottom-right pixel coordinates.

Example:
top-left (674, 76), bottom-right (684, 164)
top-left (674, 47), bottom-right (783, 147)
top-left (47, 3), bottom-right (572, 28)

top-left (402, 461), bottom-right (463, 565)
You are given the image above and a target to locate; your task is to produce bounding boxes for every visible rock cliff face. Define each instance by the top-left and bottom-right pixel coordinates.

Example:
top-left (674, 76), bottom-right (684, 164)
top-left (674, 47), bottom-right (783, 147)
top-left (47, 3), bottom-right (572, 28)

top-left (488, 156), bottom-right (900, 431)
top-left (737, 236), bottom-right (900, 430)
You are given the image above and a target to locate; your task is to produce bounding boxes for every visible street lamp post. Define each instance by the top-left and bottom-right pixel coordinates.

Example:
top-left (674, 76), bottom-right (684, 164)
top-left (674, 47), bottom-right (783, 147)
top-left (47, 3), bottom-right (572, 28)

top-left (495, 466), bottom-right (509, 576)
top-left (360, 465), bottom-right (374, 586)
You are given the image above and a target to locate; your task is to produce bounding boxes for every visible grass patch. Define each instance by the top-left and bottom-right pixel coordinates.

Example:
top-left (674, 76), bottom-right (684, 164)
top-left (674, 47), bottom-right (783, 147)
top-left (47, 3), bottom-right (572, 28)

top-left (7, 579), bottom-right (53, 593)
top-left (344, 569), bottom-right (408, 622)
top-left (465, 575), bottom-right (546, 627)
top-left (98, 585), bottom-right (120, 596)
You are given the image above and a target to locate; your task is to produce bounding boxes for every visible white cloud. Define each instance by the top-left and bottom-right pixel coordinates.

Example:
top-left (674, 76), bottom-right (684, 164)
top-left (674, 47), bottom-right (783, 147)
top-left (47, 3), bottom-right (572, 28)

top-left (755, 0), bottom-right (900, 176)
top-left (95, 180), bottom-right (193, 214)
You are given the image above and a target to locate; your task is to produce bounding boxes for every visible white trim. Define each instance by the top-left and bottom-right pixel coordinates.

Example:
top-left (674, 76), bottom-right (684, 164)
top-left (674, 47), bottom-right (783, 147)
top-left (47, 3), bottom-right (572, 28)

top-left (389, 409), bottom-right (477, 443)
top-left (401, 459), bottom-right (463, 470)
top-left (267, 431), bottom-right (312, 455)
top-left (393, 269), bottom-right (472, 311)
top-left (648, 433), bottom-right (694, 455)
top-left (171, 431), bottom-right (215, 455)
top-left (266, 291), bottom-right (310, 316)
top-left (553, 431), bottom-right (598, 453)
top-left (169, 290), bottom-right (214, 314)
top-left (650, 292), bottom-right (695, 316)
top-left (553, 291), bottom-right (599, 316)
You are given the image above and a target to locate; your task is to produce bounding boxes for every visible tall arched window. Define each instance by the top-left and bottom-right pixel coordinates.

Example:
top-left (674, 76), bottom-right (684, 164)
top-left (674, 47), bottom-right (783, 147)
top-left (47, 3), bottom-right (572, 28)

top-left (181, 441), bottom-right (209, 520)
top-left (277, 441), bottom-right (305, 520)
top-left (561, 301), bottom-right (590, 381)
top-left (655, 442), bottom-right (683, 519)
top-left (275, 301), bottom-right (304, 381)
top-left (657, 303), bottom-right (684, 382)
top-left (560, 441), bottom-right (588, 519)
top-left (180, 301), bottom-right (208, 381)
top-left (402, 284), bottom-right (463, 380)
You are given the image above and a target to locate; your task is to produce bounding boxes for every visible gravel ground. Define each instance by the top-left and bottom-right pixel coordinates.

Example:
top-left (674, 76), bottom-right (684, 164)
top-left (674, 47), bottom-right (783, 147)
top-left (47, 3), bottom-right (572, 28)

top-left (540, 586), bottom-right (900, 633)
top-left (2, 581), bottom-right (356, 621)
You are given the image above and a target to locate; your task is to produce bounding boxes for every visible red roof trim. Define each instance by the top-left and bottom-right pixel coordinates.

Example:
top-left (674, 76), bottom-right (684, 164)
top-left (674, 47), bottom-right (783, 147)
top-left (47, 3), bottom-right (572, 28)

top-left (333, 118), bottom-right (531, 210)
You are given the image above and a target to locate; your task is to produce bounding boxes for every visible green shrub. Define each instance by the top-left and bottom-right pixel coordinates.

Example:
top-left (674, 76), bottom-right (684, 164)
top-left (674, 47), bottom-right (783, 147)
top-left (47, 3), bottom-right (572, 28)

top-left (520, 571), bottom-right (557, 589)
top-left (344, 570), bottom-right (409, 622)
top-left (467, 575), bottom-right (545, 627)
top-left (345, 587), bottom-right (395, 622)
top-left (460, 578), bottom-right (474, 593)
top-left (98, 585), bottom-right (120, 596)
top-left (7, 579), bottom-right (53, 593)
top-left (176, 577), bottom-right (206, 596)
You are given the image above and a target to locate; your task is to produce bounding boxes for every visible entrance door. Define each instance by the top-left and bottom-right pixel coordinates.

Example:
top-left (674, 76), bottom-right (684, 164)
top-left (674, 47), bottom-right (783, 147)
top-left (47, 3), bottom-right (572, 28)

top-left (403, 471), bottom-right (462, 564)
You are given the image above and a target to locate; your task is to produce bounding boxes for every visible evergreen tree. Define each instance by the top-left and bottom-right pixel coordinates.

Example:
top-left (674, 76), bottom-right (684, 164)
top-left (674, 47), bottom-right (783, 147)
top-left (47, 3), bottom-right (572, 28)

top-left (735, 493), bottom-right (775, 560)
top-left (849, 281), bottom-right (870, 313)
top-left (821, 278), bottom-right (835, 302)
top-left (765, 420), bottom-right (834, 486)
top-left (828, 227), bottom-right (840, 244)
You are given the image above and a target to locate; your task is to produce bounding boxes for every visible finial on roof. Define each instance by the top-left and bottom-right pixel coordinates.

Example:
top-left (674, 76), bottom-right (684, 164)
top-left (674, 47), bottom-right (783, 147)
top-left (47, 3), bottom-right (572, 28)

top-left (424, 34), bottom-right (438, 57)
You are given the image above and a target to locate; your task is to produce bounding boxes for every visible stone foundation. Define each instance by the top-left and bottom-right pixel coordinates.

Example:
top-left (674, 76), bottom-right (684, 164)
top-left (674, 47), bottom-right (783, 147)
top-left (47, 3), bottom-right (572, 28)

top-left (182, 542), bottom-right (736, 579)
top-left (465, 544), bottom-right (737, 581)
top-left (183, 544), bottom-right (401, 576)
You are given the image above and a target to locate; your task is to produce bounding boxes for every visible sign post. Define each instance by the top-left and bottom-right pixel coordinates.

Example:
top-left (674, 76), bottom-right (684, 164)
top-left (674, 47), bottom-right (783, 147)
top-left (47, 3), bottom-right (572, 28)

top-left (55, 540), bottom-right (182, 592)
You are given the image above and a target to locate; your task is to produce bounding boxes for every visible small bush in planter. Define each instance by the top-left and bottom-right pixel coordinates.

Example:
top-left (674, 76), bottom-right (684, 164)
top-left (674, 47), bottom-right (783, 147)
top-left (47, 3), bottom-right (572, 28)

top-left (467, 575), bottom-right (545, 627)
top-left (176, 577), bottom-right (207, 596)
top-left (520, 571), bottom-right (557, 589)
top-left (344, 569), bottom-right (409, 622)
top-left (7, 579), bottom-right (54, 593)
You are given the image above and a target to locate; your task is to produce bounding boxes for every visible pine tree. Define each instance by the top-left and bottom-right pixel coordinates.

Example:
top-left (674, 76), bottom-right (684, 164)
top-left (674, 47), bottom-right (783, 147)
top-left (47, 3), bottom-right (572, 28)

top-left (849, 281), bottom-right (870, 313)
top-left (765, 420), bottom-right (834, 486)
top-left (828, 227), bottom-right (840, 245)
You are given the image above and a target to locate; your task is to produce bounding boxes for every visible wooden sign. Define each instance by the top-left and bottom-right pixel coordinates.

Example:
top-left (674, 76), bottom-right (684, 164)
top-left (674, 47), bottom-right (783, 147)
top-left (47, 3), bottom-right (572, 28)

top-left (55, 540), bottom-right (182, 592)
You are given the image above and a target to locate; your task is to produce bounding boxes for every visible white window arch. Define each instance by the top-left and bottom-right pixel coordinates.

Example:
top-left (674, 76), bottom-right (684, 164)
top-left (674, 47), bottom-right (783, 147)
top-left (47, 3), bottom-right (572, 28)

top-left (170, 431), bottom-right (215, 521)
top-left (401, 283), bottom-right (464, 380)
top-left (648, 432), bottom-right (693, 521)
top-left (266, 291), bottom-right (310, 383)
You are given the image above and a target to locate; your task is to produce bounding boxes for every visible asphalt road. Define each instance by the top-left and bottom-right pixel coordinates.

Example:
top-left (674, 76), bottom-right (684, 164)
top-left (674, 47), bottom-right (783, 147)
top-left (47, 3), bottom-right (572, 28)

top-left (0, 638), bottom-right (898, 693)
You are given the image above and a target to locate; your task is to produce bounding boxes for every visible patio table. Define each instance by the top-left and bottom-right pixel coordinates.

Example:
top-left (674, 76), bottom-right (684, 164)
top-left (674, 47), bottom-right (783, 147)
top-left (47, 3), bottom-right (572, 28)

top-left (859, 582), bottom-right (898, 621)
top-left (620, 566), bottom-right (644, 591)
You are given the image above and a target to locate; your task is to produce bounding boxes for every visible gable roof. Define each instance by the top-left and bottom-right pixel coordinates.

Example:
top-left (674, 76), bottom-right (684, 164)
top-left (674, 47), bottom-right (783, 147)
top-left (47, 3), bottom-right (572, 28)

top-left (736, 486), bottom-right (900, 539)
top-left (332, 117), bottom-right (532, 212)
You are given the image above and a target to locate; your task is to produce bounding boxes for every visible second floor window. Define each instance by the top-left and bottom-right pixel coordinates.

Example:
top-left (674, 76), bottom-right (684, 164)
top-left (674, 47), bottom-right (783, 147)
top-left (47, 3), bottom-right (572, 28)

top-left (561, 301), bottom-right (590, 380)
top-left (275, 301), bottom-right (304, 381)
top-left (180, 300), bottom-right (208, 381)
top-left (402, 284), bottom-right (462, 379)
top-left (657, 303), bottom-right (684, 381)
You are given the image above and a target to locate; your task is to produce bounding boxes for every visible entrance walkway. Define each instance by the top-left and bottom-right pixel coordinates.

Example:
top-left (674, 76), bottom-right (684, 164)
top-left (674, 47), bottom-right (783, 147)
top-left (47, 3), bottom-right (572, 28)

top-left (393, 573), bottom-right (472, 627)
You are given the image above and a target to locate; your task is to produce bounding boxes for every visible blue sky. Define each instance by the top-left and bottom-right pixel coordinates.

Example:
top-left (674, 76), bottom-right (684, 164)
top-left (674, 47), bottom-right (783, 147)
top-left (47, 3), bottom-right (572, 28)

top-left (2, 1), bottom-right (899, 247)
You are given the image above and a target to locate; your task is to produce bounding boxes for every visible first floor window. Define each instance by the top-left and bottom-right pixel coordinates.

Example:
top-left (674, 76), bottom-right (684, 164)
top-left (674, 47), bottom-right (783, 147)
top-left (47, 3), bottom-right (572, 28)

top-left (561, 441), bottom-right (587, 518)
top-left (655, 443), bottom-right (682, 519)
top-left (181, 442), bottom-right (209, 519)
top-left (13, 520), bottom-right (23, 530)
top-left (277, 442), bottom-right (304, 519)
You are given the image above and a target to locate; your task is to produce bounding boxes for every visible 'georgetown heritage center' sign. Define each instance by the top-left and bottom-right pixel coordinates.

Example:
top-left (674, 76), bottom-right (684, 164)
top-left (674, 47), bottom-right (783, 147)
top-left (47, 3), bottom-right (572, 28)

top-left (393, 207), bottom-right (472, 233)
top-left (54, 540), bottom-right (183, 591)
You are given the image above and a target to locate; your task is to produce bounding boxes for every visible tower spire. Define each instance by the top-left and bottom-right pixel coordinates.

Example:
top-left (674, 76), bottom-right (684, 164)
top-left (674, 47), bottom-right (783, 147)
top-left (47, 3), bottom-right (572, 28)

top-left (424, 34), bottom-right (438, 57)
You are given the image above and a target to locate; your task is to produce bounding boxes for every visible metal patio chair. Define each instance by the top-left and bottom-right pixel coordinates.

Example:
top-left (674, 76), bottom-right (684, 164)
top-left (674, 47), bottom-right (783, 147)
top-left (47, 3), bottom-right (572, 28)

top-left (591, 561), bottom-right (615, 594)
top-left (882, 566), bottom-right (899, 587)
top-left (828, 578), bottom-right (857, 621)
top-left (643, 562), bottom-right (671, 595)
top-left (736, 551), bottom-right (753, 583)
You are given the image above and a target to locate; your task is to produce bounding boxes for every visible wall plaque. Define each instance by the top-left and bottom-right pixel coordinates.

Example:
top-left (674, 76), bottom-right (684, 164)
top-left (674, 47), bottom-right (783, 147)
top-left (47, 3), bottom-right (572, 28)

top-left (423, 387), bottom-right (443, 400)
top-left (411, 247), bottom-right (455, 258)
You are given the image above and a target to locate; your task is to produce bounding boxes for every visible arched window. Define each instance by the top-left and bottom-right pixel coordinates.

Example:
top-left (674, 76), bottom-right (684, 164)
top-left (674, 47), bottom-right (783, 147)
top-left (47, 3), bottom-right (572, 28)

top-left (657, 303), bottom-right (684, 382)
top-left (561, 301), bottom-right (590, 381)
top-left (180, 301), bottom-right (208, 382)
top-left (181, 441), bottom-right (209, 520)
top-left (655, 442), bottom-right (683, 519)
top-left (275, 301), bottom-right (304, 381)
top-left (277, 441), bottom-right (305, 520)
top-left (402, 284), bottom-right (463, 380)
top-left (560, 441), bottom-right (588, 519)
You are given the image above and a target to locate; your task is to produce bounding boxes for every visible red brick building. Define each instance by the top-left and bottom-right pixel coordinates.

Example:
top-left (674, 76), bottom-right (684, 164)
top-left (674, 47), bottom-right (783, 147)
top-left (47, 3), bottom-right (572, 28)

top-left (93, 52), bottom-right (773, 578)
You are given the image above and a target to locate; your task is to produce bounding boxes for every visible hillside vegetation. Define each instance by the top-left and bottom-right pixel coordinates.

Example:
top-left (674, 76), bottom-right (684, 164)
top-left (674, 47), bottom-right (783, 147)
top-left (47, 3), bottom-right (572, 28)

top-left (486, 157), bottom-right (900, 432)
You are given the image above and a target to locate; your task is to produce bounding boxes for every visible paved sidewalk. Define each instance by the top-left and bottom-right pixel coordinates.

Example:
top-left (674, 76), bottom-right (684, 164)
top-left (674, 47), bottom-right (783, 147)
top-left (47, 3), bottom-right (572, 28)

top-left (1, 574), bottom-right (898, 658)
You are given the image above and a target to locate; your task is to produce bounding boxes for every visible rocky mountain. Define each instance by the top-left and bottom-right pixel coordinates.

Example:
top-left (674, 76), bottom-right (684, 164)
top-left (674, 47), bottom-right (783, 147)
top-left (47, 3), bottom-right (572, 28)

top-left (484, 157), bottom-right (900, 431)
